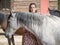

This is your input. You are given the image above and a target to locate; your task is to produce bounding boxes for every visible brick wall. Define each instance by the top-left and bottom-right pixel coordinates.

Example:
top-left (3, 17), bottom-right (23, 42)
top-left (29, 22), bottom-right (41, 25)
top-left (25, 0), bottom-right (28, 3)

top-left (11, 0), bottom-right (40, 12)
top-left (12, 0), bottom-right (58, 12)
top-left (0, 0), bottom-right (58, 13)
top-left (49, 0), bottom-right (58, 10)
top-left (10, 0), bottom-right (59, 12)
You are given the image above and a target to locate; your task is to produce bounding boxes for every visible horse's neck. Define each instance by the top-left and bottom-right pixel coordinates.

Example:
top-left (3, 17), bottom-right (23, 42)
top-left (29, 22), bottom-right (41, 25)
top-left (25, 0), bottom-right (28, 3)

top-left (22, 17), bottom-right (43, 37)
top-left (17, 12), bottom-right (44, 35)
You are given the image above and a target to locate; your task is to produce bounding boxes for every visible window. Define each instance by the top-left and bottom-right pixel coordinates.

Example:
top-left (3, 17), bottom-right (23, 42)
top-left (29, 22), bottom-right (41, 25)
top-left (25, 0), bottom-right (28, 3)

top-left (0, 0), bottom-right (11, 12)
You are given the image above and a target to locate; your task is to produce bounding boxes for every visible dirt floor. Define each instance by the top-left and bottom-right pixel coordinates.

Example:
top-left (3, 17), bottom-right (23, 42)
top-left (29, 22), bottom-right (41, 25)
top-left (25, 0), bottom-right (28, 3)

top-left (0, 29), bottom-right (22, 45)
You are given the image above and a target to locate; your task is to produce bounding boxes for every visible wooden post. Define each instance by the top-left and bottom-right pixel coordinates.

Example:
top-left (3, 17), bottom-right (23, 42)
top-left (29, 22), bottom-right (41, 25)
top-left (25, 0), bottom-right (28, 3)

top-left (40, 0), bottom-right (49, 15)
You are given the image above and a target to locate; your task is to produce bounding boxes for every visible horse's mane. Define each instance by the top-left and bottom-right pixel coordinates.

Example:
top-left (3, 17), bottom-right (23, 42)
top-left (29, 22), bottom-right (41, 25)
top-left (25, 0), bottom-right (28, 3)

top-left (15, 12), bottom-right (45, 26)
top-left (49, 9), bottom-right (60, 17)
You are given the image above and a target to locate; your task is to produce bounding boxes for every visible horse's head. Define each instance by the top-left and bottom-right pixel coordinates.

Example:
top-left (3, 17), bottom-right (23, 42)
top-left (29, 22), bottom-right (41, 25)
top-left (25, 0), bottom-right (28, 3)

top-left (7, 12), bottom-right (23, 31)
top-left (5, 12), bottom-right (24, 38)
top-left (0, 12), bottom-right (12, 31)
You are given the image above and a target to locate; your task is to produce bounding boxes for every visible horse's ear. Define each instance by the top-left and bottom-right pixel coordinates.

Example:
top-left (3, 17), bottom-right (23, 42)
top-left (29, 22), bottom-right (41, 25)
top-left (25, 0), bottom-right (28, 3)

top-left (11, 12), bottom-right (17, 18)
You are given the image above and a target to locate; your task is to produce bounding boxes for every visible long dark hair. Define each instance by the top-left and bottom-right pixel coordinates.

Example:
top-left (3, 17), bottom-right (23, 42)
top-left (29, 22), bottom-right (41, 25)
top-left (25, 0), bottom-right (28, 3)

top-left (29, 3), bottom-right (37, 13)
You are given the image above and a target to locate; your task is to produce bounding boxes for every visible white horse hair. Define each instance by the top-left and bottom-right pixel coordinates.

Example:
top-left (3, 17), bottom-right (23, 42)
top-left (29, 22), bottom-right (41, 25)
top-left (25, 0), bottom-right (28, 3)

top-left (5, 12), bottom-right (60, 45)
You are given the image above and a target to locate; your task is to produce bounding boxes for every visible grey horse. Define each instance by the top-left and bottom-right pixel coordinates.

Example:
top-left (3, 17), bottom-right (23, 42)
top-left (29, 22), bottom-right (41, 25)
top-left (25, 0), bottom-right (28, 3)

top-left (0, 13), bottom-right (15, 45)
top-left (5, 12), bottom-right (60, 45)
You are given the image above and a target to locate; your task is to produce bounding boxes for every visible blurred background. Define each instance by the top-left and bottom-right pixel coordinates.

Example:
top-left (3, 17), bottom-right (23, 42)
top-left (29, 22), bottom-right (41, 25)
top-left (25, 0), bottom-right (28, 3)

top-left (0, 0), bottom-right (59, 14)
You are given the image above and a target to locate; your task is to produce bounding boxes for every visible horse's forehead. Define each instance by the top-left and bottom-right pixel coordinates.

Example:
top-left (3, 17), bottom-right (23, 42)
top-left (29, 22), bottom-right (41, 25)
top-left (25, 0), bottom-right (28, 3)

top-left (12, 12), bottom-right (16, 17)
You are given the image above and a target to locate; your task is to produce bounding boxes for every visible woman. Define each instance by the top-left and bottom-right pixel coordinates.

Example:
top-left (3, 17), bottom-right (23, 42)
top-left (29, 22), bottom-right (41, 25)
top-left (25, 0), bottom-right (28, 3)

top-left (22, 3), bottom-right (40, 45)
top-left (29, 3), bottom-right (37, 13)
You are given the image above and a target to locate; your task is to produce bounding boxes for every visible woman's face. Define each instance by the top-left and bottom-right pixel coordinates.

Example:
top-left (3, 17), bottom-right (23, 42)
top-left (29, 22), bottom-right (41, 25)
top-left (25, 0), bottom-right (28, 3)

top-left (30, 5), bottom-right (37, 13)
